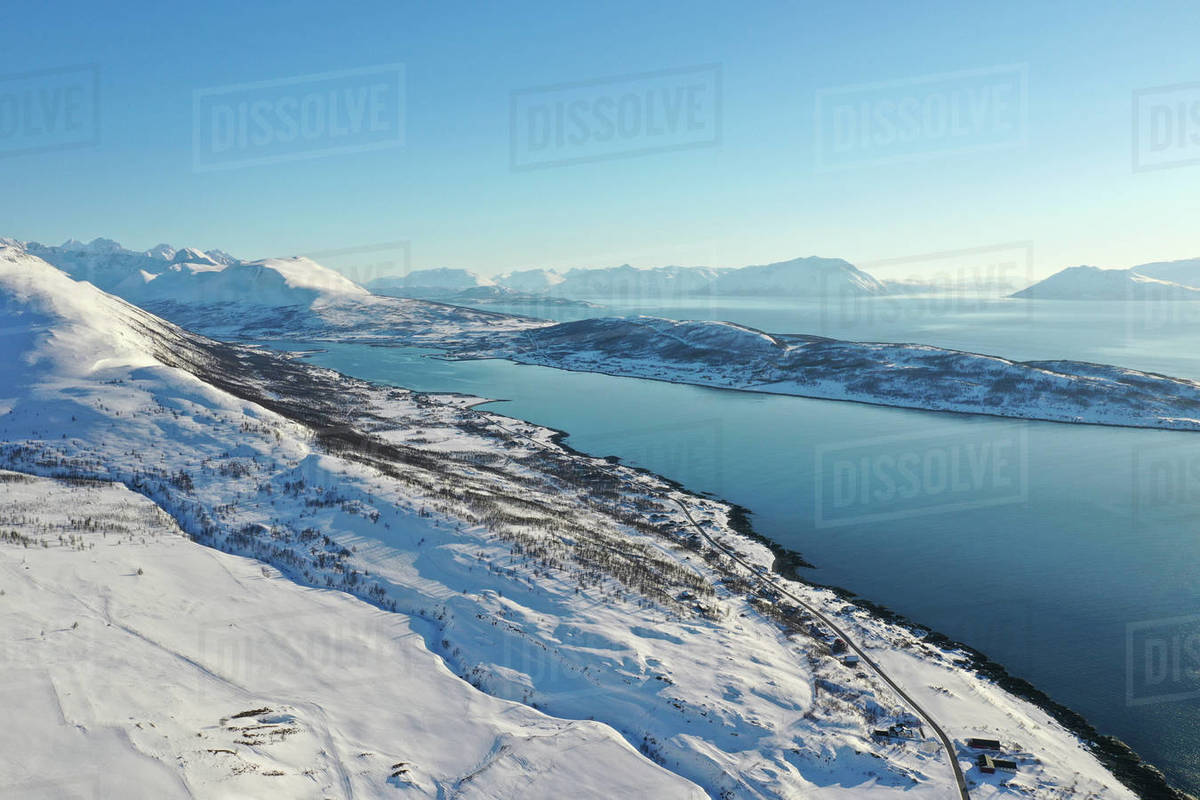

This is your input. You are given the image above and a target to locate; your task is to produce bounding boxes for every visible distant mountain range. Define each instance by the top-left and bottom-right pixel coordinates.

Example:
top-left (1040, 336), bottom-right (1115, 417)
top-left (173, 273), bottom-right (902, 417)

top-left (8, 239), bottom-right (903, 306)
top-left (14, 236), bottom-right (1200, 306)
top-left (369, 256), bottom-right (889, 301)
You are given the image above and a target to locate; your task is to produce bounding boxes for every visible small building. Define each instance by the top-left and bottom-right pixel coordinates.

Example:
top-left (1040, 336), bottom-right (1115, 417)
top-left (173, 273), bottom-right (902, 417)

top-left (831, 638), bottom-right (848, 654)
top-left (842, 654), bottom-right (860, 666)
top-left (968, 737), bottom-right (1002, 750)
top-left (874, 724), bottom-right (918, 741)
top-left (977, 754), bottom-right (1017, 774)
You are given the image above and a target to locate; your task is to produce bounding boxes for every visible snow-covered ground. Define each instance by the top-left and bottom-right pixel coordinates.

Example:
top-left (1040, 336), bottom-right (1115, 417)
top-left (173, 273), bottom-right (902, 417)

top-left (0, 245), bottom-right (1163, 798)
top-left (0, 471), bottom-right (700, 799)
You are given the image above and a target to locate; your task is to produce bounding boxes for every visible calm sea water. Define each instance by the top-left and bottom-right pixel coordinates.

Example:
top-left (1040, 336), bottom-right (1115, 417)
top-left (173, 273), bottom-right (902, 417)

top-left (262, 295), bottom-right (1200, 793)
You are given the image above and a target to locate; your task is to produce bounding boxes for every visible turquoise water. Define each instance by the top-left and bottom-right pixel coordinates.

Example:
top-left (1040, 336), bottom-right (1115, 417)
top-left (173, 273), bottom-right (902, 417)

top-left (259, 297), bottom-right (1200, 793)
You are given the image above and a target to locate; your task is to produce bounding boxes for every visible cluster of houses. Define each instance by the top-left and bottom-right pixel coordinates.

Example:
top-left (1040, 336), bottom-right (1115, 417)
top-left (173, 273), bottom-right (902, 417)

top-left (816, 627), bottom-right (1022, 779)
top-left (872, 723), bottom-right (922, 741)
top-left (828, 636), bottom-right (862, 666)
top-left (967, 738), bottom-right (1019, 775)
top-left (871, 731), bottom-right (1022, 778)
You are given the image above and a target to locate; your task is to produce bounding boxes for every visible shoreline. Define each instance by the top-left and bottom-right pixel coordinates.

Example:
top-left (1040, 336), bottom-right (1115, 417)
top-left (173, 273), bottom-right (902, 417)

top-left (527, 411), bottom-right (1193, 800)
top-left (287, 342), bottom-right (1194, 799)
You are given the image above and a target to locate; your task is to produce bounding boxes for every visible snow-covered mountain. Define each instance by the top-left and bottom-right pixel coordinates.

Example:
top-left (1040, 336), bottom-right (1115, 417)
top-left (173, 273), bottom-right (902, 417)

top-left (121, 257), bottom-right (369, 306)
top-left (0, 245), bottom-right (1158, 799)
top-left (1011, 265), bottom-right (1200, 300)
top-left (168, 246), bottom-right (221, 267)
top-left (19, 238), bottom-right (898, 306)
top-left (367, 267), bottom-right (493, 299)
top-left (1127, 257), bottom-right (1200, 288)
top-left (0, 245), bottom-right (705, 800)
top-left (497, 267), bottom-right (565, 293)
top-left (562, 264), bottom-right (724, 298)
top-left (512, 257), bottom-right (886, 299)
top-left (371, 257), bottom-right (890, 302)
top-left (20, 237), bottom-right (239, 292)
top-left (708, 256), bottom-right (886, 297)
top-left (17, 237), bottom-right (372, 308)
top-left (1, 238), bottom-right (533, 353)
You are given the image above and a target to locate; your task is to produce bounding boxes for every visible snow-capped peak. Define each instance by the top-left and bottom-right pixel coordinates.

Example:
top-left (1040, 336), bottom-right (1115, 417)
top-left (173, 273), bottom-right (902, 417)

top-left (170, 247), bottom-right (220, 266)
top-left (203, 248), bottom-right (240, 266)
top-left (59, 237), bottom-right (125, 255)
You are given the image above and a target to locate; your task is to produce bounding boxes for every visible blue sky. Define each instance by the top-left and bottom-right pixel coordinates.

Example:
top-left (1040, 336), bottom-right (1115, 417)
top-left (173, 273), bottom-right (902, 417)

top-left (3, 0), bottom-right (1200, 279)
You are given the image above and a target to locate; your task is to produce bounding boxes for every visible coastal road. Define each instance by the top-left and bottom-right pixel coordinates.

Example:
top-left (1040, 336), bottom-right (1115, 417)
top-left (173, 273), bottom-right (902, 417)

top-left (671, 499), bottom-right (971, 800)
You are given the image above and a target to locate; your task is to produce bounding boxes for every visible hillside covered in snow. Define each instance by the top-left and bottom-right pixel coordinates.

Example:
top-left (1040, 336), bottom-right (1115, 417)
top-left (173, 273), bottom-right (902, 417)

top-left (0, 245), bottom-right (1170, 798)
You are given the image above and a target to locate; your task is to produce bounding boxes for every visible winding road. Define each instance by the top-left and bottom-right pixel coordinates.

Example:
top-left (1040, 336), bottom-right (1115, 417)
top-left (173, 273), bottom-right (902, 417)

top-left (671, 498), bottom-right (970, 800)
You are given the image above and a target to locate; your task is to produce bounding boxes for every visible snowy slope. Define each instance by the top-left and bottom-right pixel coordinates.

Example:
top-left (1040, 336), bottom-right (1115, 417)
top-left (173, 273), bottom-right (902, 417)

top-left (0, 248), bottom-right (1158, 798)
top-left (1011, 266), bottom-right (1200, 300)
top-left (0, 471), bottom-right (701, 800)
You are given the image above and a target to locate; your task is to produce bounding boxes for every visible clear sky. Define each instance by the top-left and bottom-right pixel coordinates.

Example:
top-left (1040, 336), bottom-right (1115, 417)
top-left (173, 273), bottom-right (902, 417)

top-left (3, 0), bottom-right (1200, 280)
